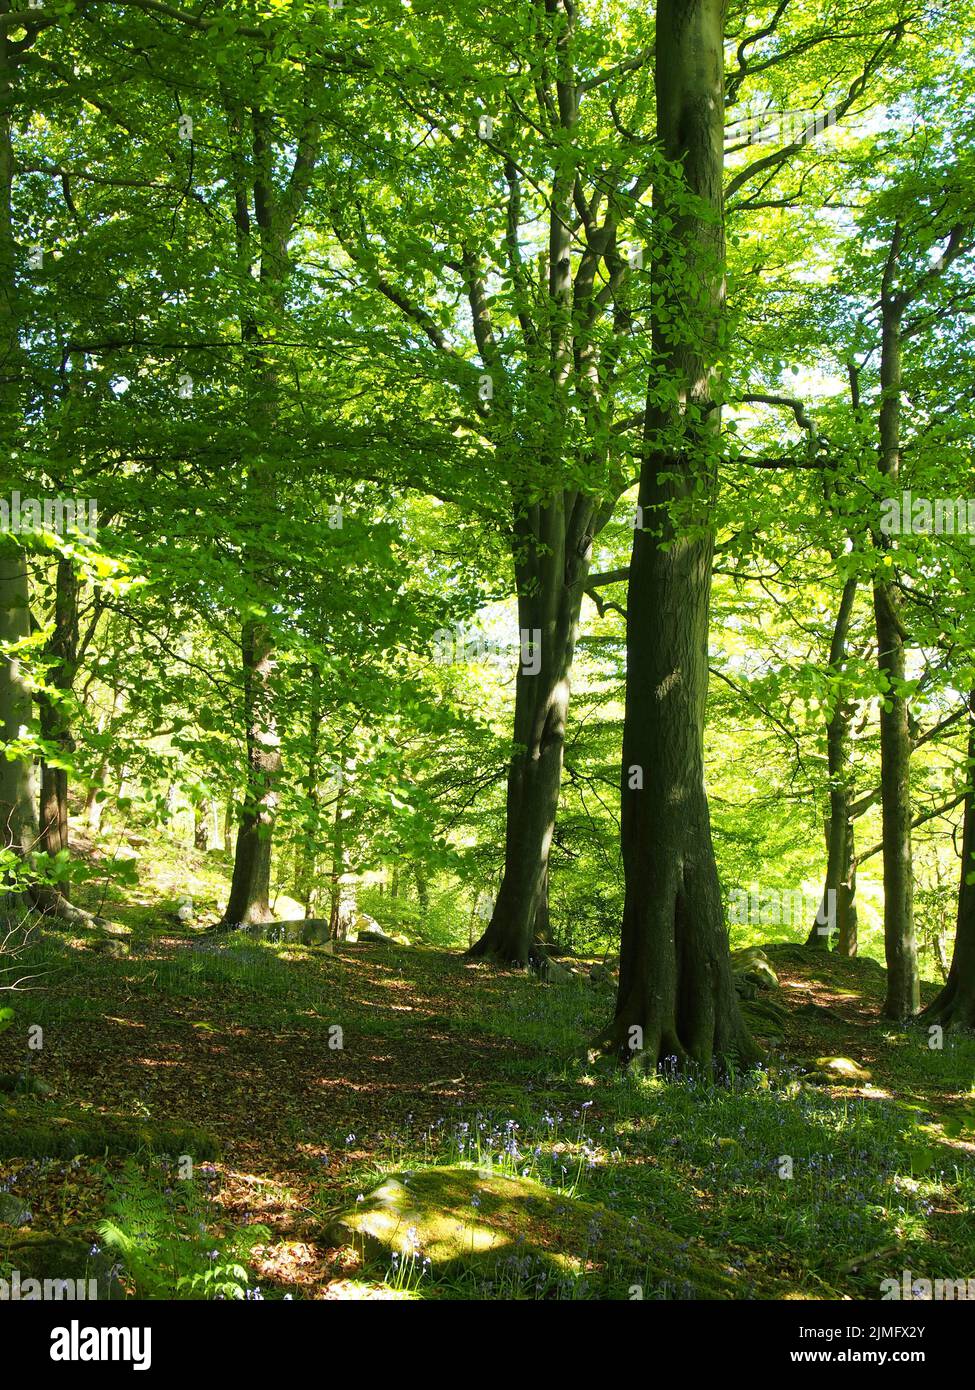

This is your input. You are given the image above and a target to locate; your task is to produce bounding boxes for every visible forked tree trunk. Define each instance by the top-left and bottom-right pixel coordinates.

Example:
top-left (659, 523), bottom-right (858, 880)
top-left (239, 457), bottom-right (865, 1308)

top-left (594, 0), bottom-right (757, 1072)
top-left (468, 498), bottom-right (591, 965)
top-left (922, 693), bottom-right (975, 1029)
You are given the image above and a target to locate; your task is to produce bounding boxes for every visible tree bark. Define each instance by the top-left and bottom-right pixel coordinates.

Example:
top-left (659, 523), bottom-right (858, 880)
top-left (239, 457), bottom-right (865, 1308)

top-left (874, 262), bottom-right (918, 1020)
top-left (594, 0), bottom-right (756, 1072)
top-left (0, 37), bottom-right (91, 927)
top-left (222, 620), bottom-right (280, 926)
top-left (807, 575), bottom-right (859, 951)
top-left (414, 865), bottom-right (429, 913)
top-left (0, 22), bottom-right (39, 881)
top-left (297, 681), bottom-right (321, 917)
top-left (922, 692), bottom-right (975, 1029)
top-left (0, 549), bottom-right (38, 866)
top-left (468, 498), bottom-right (590, 965)
top-left (327, 765), bottom-right (348, 940)
top-left (38, 556), bottom-right (79, 885)
top-left (219, 100), bottom-right (317, 928)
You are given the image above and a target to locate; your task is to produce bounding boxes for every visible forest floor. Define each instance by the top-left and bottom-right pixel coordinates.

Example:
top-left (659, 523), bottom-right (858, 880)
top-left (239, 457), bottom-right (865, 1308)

top-left (2, 839), bottom-right (974, 1300)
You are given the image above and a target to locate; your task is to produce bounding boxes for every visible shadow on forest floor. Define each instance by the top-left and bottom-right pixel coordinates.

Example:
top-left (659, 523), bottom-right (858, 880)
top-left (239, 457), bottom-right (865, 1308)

top-left (2, 880), bottom-right (974, 1299)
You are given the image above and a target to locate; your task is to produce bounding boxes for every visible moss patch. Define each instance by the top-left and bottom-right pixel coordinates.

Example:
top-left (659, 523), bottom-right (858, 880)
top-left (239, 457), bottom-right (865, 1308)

top-left (0, 1100), bottom-right (220, 1161)
top-left (324, 1164), bottom-right (748, 1298)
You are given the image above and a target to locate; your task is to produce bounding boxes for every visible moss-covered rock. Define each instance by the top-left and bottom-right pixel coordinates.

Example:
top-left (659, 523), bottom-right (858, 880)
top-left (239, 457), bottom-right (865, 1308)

top-left (731, 948), bottom-right (780, 993)
top-left (0, 1230), bottom-right (126, 1299)
top-left (807, 1056), bottom-right (872, 1085)
top-left (323, 1165), bottom-right (746, 1299)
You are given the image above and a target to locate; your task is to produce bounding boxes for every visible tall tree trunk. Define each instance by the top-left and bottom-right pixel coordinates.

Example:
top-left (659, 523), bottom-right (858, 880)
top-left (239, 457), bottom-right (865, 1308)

top-left (219, 101), bottom-right (316, 928)
top-left (922, 692), bottom-right (975, 1029)
top-left (874, 267), bottom-right (918, 1020)
top-left (222, 620), bottom-right (280, 926)
top-left (468, 497), bottom-right (591, 965)
top-left (807, 576), bottom-right (858, 950)
top-left (594, 0), bottom-right (756, 1072)
top-left (297, 682), bottom-right (321, 917)
top-left (0, 21), bottom-right (38, 882)
top-left (327, 766), bottom-right (348, 940)
top-left (0, 549), bottom-right (38, 868)
top-left (38, 556), bottom-right (79, 888)
top-left (836, 822), bottom-right (859, 958)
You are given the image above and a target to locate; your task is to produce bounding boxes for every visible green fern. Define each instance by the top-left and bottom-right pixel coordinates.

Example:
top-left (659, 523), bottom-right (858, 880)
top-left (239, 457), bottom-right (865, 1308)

top-left (98, 1159), bottom-right (269, 1299)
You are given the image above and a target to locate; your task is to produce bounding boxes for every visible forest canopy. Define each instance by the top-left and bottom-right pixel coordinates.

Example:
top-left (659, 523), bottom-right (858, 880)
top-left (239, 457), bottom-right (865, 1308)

top-left (1, 0), bottom-right (975, 1331)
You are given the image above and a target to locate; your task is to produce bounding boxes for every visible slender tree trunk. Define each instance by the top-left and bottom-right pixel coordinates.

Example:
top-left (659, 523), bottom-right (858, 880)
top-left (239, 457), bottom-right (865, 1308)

top-left (38, 556), bottom-right (79, 886)
top-left (468, 497), bottom-right (591, 965)
top-left (594, 0), bottom-right (756, 1072)
top-left (414, 866), bottom-right (429, 913)
top-left (297, 683), bottom-right (321, 917)
top-left (874, 277), bottom-right (918, 1020)
top-left (922, 692), bottom-right (975, 1029)
top-left (327, 767), bottom-right (348, 940)
top-left (0, 19), bottom-right (36, 874)
top-left (219, 100), bottom-right (315, 928)
top-left (807, 576), bottom-right (858, 950)
top-left (837, 822), bottom-right (859, 958)
top-left (84, 768), bottom-right (106, 832)
top-left (222, 620), bottom-right (280, 926)
top-left (0, 549), bottom-right (38, 867)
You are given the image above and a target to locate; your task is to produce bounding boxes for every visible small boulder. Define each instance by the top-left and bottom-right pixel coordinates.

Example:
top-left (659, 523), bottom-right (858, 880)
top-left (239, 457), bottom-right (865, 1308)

top-left (538, 957), bottom-right (573, 985)
top-left (808, 1056), bottom-right (872, 1085)
top-left (354, 914), bottom-right (393, 943)
top-left (92, 937), bottom-right (130, 959)
top-left (299, 920), bottom-right (331, 947)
